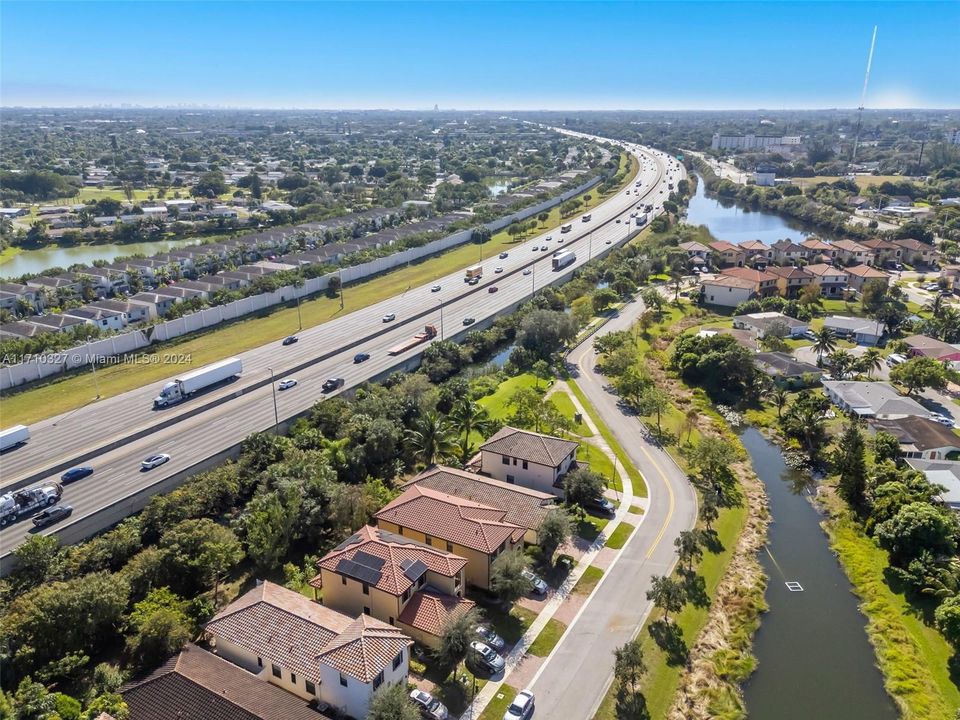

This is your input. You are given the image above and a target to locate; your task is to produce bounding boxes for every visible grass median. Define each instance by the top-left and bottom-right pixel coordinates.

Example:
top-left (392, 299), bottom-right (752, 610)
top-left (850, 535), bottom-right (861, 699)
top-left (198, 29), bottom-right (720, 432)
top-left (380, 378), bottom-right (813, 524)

top-left (4, 155), bottom-right (639, 425)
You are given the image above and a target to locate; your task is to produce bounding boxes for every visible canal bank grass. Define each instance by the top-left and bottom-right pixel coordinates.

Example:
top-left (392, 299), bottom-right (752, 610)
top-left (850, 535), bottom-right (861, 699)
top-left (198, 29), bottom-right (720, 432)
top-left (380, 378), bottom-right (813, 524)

top-left (826, 514), bottom-right (960, 718)
top-left (2, 154), bottom-right (642, 426)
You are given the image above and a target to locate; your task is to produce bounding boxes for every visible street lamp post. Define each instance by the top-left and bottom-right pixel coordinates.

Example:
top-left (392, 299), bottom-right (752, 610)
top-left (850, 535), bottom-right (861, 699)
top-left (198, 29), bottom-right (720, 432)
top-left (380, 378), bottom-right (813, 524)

top-left (267, 367), bottom-right (280, 434)
top-left (588, 230), bottom-right (593, 260)
top-left (338, 268), bottom-right (344, 310)
top-left (295, 289), bottom-right (303, 331)
top-left (439, 298), bottom-right (444, 340)
top-left (91, 360), bottom-right (101, 399)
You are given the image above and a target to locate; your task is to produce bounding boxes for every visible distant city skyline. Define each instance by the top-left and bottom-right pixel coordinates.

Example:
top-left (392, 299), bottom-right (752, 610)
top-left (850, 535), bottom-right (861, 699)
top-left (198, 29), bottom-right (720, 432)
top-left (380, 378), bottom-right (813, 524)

top-left (2, 1), bottom-right (958, 110)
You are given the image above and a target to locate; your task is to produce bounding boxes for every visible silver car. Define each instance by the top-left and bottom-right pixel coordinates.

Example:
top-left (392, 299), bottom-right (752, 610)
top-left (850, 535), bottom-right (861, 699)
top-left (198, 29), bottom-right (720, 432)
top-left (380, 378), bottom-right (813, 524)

top-left (469, 640), bottom-right (505, 674)
top-left (410, 689), bottom-right (448, 720)
top-left (504, 690), bottom-right (535, 720)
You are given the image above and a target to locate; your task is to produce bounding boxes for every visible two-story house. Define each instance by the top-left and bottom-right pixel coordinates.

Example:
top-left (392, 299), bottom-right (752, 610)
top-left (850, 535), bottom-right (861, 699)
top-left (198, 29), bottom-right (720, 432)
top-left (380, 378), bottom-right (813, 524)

top-left (709, 240), bottom-right (747, 268)
top-left (205, 581), bottom-right (412, 720)
top-left (311, 525), bottom-right (474, 649)
top-left (479, 426), bottom-right (579, 495)
top-left (718, 267), bottom-right (779, 298)
top-left (375, 486), bottom-right (525, 590)
top-left (804, 263), bottom-right (849, 296)
top-left (844, 263), bottom-right (890, 291)
top-left (765, 265), bottom-right (814, 298)
top-left (859, 238), bottom-right (902, 267)
top-left (738, 240), bottom-right (772, 266)
top-left (770, 239), bottom-right (806, 265)
top-left (700, 274), bottom-right (756, 307)
top-left (892, 238), bottom-right (938, 266)
top-left (799, 238), bottom-right (835, 264)
top-left (831, 239), bottom-right (873, 266)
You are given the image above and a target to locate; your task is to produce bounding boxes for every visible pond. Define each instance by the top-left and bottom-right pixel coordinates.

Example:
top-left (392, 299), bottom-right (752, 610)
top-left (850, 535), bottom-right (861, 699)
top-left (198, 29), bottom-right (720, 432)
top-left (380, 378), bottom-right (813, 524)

top-left (739, 426), bottom-right (898, 720)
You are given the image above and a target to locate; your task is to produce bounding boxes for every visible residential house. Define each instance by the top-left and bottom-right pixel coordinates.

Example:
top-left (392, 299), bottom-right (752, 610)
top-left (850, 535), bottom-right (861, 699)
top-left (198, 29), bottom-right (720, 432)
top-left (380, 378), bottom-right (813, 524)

top-left (63, 306), bottom-right (126, 331)
top-left (709, 240), bottom-right (746, 268)
top-left (770, 239), bottom-right (806, 265)
top-left (799, 238), bottom-right (835, 264)
top-left (479, 426), bottom-right (579, 495)
top-left (832, 239), bottom-right (873, 266)
top-left (26, 274), bottom-right (81, 299)
top-left (700, 274), bottom-right (756, 307)
top-left (79, 266), bottom-right (128, 295)
top-left (678, 241), bottom-right (711, 269)
top-left (128, 291), bottom-right (178, 317)
top-left (205, 581), bottom-right (411, 720)
top-left (732, 311), bottom-right (808, 338)
top-left (754, 352), bottom-right (823, 387)
top-left (153, 286), bottom-right (206, 303)
top-left (765, 265), bottom-right (815, 298)
top-left (311, 525), bottom-right (474, 649)
top-left (0, 321), bottom-right (53, 339)
top-left (860, 238), bottom-right (902, 267)
top-left (26, 313), bottom-right (88, 333)
top-left (0, 283), bottom-right (42, 313)
top-left (375, 485), bottom-right (526, 589)
top-left (892, 238), bottom-right (938, 266)
top-left (904, 460), bottom-right (960, 510)
top-left (739, 240), bottom-right (772, 266)
top-left (844, 264), bottom-right (890, 291)
top-left (122, 644), bottom-right (331, 720)
top-left (902, 335), bottom-right (960, 370)
top-left (941, 265), bottom-right (960, 288)
top-left (88, 298), bottom-right (153, 323)
top-left (805, 263), bottom-right (849, 296)
top-left (822, 315), bottom-right (885, 345)
top-left (719, 267), bottom-right (779, 298)
top-left (870, 417), bottom-right (960, 461)
top-left (822, 380), bottom-right (931, 420)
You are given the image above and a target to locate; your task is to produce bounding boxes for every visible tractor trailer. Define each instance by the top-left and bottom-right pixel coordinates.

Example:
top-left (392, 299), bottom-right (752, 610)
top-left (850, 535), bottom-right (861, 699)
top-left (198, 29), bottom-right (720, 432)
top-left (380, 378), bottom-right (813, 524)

top-left (388, 324), bottom-right (438, 355)
top-left (153, 358), bottom-right (243, 408)
top-left (635, 213), bottom-right (649, 226)
top-left (0, 425), bottom-right (30, 451)
top-left (0, 482), bottom-right (63, 527)
top-left (552, 251), bottom-right (577, 271)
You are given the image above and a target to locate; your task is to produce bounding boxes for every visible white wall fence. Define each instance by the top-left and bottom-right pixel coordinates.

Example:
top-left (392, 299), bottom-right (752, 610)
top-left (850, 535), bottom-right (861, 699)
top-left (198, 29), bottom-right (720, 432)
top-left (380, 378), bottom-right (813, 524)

top-left (1, 174), bottom-right (601, 390)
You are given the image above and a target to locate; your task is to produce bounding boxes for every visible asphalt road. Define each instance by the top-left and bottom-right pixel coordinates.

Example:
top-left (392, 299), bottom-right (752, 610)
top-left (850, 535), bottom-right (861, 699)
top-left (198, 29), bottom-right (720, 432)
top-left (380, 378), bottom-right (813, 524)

top-left (0, 140), bottom-right (682, 556)
top-left (527, 292), bottom-right (698, 719)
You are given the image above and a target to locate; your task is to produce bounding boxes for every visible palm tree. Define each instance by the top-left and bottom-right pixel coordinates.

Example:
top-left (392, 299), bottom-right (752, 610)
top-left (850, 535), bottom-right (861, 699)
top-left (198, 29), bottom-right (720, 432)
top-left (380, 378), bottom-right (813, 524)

top-left (812, 327), bottom-right (837, 366)
top-left (858, 348), bottom-right (883, 378)
top-left (448, 399), bottom-right (495, 464)
top-left (407, 411), bottom-right (458, 467)
top-left (771, 388), bottom-right (789, 419)
top-left (827, 349), bottom-right (855, 379)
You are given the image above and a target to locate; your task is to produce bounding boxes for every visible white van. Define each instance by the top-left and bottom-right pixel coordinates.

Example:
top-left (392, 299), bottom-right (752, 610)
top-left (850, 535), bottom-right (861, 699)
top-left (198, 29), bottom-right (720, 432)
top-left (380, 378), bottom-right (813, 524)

top-left (886, 353), bottom-right (907, 367)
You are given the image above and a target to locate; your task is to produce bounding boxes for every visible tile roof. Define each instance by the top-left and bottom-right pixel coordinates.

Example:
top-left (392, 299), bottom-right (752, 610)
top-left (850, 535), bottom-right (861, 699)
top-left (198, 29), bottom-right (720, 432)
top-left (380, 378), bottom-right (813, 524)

top-left (738, 240), bottom-right (769, 251)
top-left (480, 426), bottom-right (578, 467)
top-left (709, 240), bottom-right (740, 253)
top-left (832, 239), bottom-right (871, 252)
top-left (375, 485), bottom-right (525, 554)
top-left (800, 238), bottom-right (833, 251)
top-left (312, 526), bottom-right (467, 597)
top-left (315, 614), bottom-right (411, 683)
top-left (405, 465), bottom-right (555, 532)
top-left (122, 644), bottom-right (329, 720)
top-left (860, 238), bottom-right (898, 251)
top-left (397, 589), bottom-right (476, 637)
top-left (845, 264), bottom-right (888, 278)
top-left (679, 241), bottom-right (711, 253)
top-left (805, 263), bottom-right (847, 279)
top-left (764, 265), bottom-right (813, 280)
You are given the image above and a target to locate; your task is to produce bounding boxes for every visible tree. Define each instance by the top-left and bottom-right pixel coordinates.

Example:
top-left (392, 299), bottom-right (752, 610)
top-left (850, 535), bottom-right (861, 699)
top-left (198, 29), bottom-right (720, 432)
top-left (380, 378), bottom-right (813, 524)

top-left (872, 430), bottom-right (902, 465)
top-left (407, 411), bottom-right (458, 466)
top-left (518, 309), bottom-right (578, 360)
top-left (531, 359), bottom-right (552, 389)
top-left (834, 423), bottom-right (867, 508)
top-left (771, 388), bottom-right (789, 419)
top-left (11, 677), bottom-right (57, 720)
top-left (125, 588), bottom-right (194, 671)
top-left (699, 491), bottom-right (720, 531)
top-left (592, 288), bottom-right (619, 314)
top-left (490, 549), bottom-right (532, 605)
top-left (812, 327), bottom-right (837, 365)
top-left (571, 296), bottom-right (594, 327)
top-left (192, 170), bottom-right (228, 198)
top-left (875, 502), bottom-right (959, 567)
top-left (935, 595), bottom-right (960, 649)
top-left (687, 437), bottom-right (736, 488)
top-left (83, 693), bottom-right (129, 720)
top-left (448, 399), bottom-right (495, 464)
top-left (827, 349), bottom-right (855, 379)
top-left (538, 211), bottom-right (550, 226)
top-left (12, 534), bottom-right (61, 592)
top-left (781, 391), bottom-right (830, 463)
top-left (613, 638), bottom-right (649, 719)
top-left (640, 287), bottom-right (664, 317)
top-left (160, 518), bottom-right (243, 594)
top-left (858, 348), bottom-right (883, 378)
top-left (646, 574), bottom-right (685, 622)
top-left (674, 530), bottom-right (703, 572)
top-left (635, 385), bottom-right (669, 437)
top-left (237, 491), bottom-right (300, 573)
top-left (563, 467), bottom-right (605, 508)
top-left (537, 508), bottom-right (572, 564)
top-left (890, 356), bottom-right (949, 395)
top-left (508, 386), bottom-right (551, 433)
top-left (366, 682), bottom-right (420, 720)
top-left (434, 607), bottom-right (480, 676)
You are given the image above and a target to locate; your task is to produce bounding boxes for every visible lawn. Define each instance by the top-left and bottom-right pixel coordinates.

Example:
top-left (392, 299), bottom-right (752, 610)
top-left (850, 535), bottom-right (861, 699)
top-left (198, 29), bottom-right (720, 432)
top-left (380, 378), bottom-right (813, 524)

top-left (478, 373), bottom-right (541, 421)
top-left (572, 565), bottom-right (604, 596)
top-left (604, 521), bottom-right (635, 550)
top-left (528, 618), bottom-right (568, 657)
top-left (629, 504), bottom-right (646, 515)
top-left (576, 513), bottom-right (611, 542)
top-left (577, 441), bottom-right (620, 492)
top-left (471, 596), bottom-right (538, 646)
top-left (3, 157), bottom-right (641, 425)
top-left (478, 685), bottom-right (520, 720)
top-left (550, 390), bottom-right (592, 435)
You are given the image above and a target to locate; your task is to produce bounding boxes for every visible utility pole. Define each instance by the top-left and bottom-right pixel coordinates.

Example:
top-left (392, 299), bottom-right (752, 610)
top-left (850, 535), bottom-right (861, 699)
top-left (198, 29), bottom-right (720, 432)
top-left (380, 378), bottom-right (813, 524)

top-left (295, 290), bottom-right (303, 331)
top-left (439, 298), bottom-right (444, 340)
top-left (91, 360), bottom-right (101, 399)
top-left (338, 268), bottom-right (344, 310)
top-left (267, 367), bottom-right (280, 433)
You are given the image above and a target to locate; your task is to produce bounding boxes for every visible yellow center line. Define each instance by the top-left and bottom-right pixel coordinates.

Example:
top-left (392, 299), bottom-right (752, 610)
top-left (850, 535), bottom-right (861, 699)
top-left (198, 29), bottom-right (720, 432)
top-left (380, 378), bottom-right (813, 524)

top-left (638, 442), bottom-right (676, 559)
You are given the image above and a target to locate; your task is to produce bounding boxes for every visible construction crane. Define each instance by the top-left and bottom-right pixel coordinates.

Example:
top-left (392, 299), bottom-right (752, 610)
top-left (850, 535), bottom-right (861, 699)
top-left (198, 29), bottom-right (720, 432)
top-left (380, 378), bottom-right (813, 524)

top-left (851, 25), bottom-right (878, 163)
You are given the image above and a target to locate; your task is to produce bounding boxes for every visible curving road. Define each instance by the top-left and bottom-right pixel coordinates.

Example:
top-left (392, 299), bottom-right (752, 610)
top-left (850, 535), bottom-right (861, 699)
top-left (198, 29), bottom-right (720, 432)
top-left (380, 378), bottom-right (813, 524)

top-left (1, 140), bottom-right (682, 558)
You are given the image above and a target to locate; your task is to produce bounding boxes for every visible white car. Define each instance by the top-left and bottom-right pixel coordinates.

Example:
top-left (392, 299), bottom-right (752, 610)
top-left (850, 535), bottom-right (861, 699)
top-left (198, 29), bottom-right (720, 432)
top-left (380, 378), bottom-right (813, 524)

top-left (278, 379), bottom-right (298, 390)
top-left (469, 640), bottom-right (505, 673)
top-left (924, 283), bottom-right (940, 292)
top-left (522, 269), bottom-right (532, 276)
top-left (382, 313), bottom-right (396, 322)
top-left (545, 236), bottom-right (553, 241)
top-left (495, 266), bottom-right (504, 274)
top-left (410, 689), bottom-right (448, 720)
top-left (504, 690), bottom-right (535, 720)
top-left (141, 453), bottom-right (171, 470)
top-left (521, 568), bottom-right (548, 595)
top-left (431, 285), bottom-right (441, 292)
top-left (930, 413), bottom-right (956, 427)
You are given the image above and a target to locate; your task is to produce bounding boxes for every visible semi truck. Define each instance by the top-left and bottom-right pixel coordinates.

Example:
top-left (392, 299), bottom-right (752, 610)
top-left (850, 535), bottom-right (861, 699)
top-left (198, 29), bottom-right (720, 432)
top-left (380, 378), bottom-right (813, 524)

top-left (465, 265), bottom-right (483, 282)
top-left (388, 324), bottom-right (438, 356)
top-left (153, 357), bottom-right (243, 408)
top-left (0, 425), bottom-right (30, 452)
top-left (635, 213), bottom-right (649, 226)
top-left (552, 250), bottom-right (577, 271)
top-left (0, 482), bottom-right (63, 527)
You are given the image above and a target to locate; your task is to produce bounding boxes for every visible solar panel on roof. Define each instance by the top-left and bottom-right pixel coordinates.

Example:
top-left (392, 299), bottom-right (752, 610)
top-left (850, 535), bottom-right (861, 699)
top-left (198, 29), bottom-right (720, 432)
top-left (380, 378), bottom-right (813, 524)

top-left (336, 558), bottom-right (382, 586)
top-left (353, 550), bottom-right (386, 571)
top-left (401, 559), bottom-right (428, 583)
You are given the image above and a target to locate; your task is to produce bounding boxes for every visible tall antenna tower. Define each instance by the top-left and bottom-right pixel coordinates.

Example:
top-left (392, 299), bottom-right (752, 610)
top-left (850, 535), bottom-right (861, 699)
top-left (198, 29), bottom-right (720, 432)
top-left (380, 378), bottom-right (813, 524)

top-left (851, 25), bottom-right (878, 162)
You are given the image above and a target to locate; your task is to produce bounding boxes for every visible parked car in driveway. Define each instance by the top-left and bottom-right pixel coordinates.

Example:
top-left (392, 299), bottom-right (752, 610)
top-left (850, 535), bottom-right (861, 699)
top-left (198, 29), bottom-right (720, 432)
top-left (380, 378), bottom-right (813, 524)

top-left (583, 494), bottom-right (615, 515)
top-left (278, 379), bottom-right (298, 390)
top-left (476, 625), bottom-right (505, 652)
top-left (469, 641), bottom-right (505, 674)
top-left (521, 568), bottom-right (548, 595)
top-left (503, 690), bottom-right (535, 720)
top-left (141, 453), bottom-right (171, 471)
top-left (32, 504), bottom-right (73, 528)
top-left (61, 466), bottom-right (93, 484)
top-left (282, 335), bottom-right (299, 346)
top-left (410, 689), bottom-right (448, 720)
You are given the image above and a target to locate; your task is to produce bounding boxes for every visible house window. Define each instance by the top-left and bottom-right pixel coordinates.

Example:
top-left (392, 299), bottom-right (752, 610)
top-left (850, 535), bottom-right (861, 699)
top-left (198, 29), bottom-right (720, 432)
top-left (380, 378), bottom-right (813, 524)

top-left (418, 576), bottom-right (425, 587)
top-left (522, 460), bottom-right (528, 470)
top-left (340, 674), bottom-right (348, 687)
top-left (393, 651), bottom-right (404, 671)
top-left (271, 664), bottom-right (282, 679)
top-left (363, 606), bottom-right (371, 615)
top-left (425, 535), bottom-right (433, 545)
top-left (506, 474), bottom-right (515, 483)
top-left (362, 582), bottom-right (369, 595)
top-left (502, 455), bottom-right (510, 465)
top-left (305, 680), bottom-right (316, 695)
top-left (291, 673), bottom-right (297, 686)
top-left (402, 589), bottom-right (410, 602)
top-left (341, 576), bottom-right (347, 586)
top-left (257, 657), bottom-right (263, 668)
top-left (446, 542), bottom-right (453, 552)
top-left (389, 616), bottom-right (395, 625)
top-left (373, 671), bottom-right (384, 690)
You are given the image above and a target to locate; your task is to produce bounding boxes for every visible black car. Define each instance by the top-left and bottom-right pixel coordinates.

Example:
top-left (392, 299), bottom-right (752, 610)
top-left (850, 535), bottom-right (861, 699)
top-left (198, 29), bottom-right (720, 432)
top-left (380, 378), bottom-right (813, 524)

top-left (322, 377), bottom-right (345, 393)
top-left (353, 352), bottom-right (370, 364)
top-left (61, 466), bottom-right (94, 484)
top-left (32, 505), bottom-right (73, 528)
top-left (583, 495), bottom-right (616, 515)
top-left (282, 335), bottom-right (299, 346)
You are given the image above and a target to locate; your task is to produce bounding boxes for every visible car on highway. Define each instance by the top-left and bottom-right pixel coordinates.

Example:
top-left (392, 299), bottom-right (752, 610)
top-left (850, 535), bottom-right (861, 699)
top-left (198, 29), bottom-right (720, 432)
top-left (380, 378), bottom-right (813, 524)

top-left (495, 266), bottom-right (504, 273)
top-left (463, 317), bottom-right (475, 326)
top-left (476, 625), bottom-right (505, 652)
top-left (32, 504), bottom-right (73, 528)
top-left (61, 466), bottom-right (94, 484)
top-left (278, 379), bottom-right (298, 391)
top-left (540, 245), bottom-right (549, 251)
top-left (409, 689), bottom-right (448, 720)
top-left (499, 252), bottom-right (509, 259)
top-left (503, 690), bottom-right (535, 720)
top-left (522, 269), bottom-right (532, 276)
top-left (282, 335), bottom-right (299, 346)
top-left (141, 453), bottom-right (171, 471)
top-left (431, 285), bottom-right (442, 292)
top-left (469, 641), bottom-right (505, 674)
top-left (322, 377), bottom-right (345, 393)
top-left (616, 218), bottom-right (621, 223)
top-left (605, 239), bottom-right (612, 244)
top-left (382, 313), bottom-right (396, 322)
top-left (521, 568), bottom-right (548, 595)
top-left (353, 352), bottom-right (370, 363)
top-left (488, 286), bottom-right (499, 293)
top-left (468, 276), bottom-right (480, 285)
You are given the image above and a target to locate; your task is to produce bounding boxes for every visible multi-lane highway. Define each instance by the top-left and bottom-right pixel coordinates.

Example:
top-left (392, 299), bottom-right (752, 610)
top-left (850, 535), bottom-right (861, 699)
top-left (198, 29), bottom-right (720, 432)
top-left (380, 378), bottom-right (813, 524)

top-left (0, 139), bottom-right (683, 558)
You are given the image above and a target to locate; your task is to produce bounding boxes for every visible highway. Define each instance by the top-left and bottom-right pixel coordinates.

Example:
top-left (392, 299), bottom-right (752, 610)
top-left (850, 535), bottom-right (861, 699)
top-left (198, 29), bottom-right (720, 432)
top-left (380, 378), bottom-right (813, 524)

top-left (0, 139), bottom-right (681, 558)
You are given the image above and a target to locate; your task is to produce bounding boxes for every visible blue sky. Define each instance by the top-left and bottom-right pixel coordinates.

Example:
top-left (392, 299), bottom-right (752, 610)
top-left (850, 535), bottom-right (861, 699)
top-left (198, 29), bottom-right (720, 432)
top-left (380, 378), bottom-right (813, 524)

top-left (2, 1), bottom-right (957, 109)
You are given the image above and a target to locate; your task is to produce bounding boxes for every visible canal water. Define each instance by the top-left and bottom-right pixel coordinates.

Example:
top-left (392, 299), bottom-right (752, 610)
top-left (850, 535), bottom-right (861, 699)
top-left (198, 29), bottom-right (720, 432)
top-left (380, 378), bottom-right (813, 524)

top-left (739, 427), bottom-right (897, 719)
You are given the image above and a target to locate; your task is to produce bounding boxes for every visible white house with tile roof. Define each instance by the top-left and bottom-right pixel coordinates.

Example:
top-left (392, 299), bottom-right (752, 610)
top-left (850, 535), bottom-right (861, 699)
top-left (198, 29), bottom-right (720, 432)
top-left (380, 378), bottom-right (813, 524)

top-left (479, 426), bottom-right (580, 495)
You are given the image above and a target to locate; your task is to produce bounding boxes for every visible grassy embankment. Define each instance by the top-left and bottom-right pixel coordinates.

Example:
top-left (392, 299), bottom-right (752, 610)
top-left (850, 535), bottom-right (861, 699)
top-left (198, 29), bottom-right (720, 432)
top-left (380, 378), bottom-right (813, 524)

top-left (3, 153), bottom-right (639, 425)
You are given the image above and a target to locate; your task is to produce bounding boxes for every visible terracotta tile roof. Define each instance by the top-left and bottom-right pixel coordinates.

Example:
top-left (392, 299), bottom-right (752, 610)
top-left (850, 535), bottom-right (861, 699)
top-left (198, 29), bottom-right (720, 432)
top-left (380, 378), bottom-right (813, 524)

top-left (721, 266), bottom-right (777, 283)
top-left (405, 465), bottom-right (555, 532)
top-left (832, 239), bottom-right (871, 252)
top-left (480, 426), bottom-right (578, 467)
top-left (315, 615), bottom-right (411, 683)
top-left (398, 590), bottom-right (476, 638)
top-left (765, 265), bottom-right (813, 280)
top-left (845, 264), bottom-right (888, 278)
top-left (892, 238), bottom-right (931, 252)
top-left (771, 239), bottom-right (805, 252)
top-left (679, 241), bottom-right (710, 253)
top-left (709, 240), bottom-right (740, 253)
top-left (311, 526), bottom-right (467, 596)
top-left (738, 240), bottom-right (768, 251)
top-left (122, 644), bottom-right (330, 720)
top-left (860, 238), bottom-right (898, 250)
top-left (805, 263), bottom-right (847, 279)
top-left (375, 486), bottom-right (525, 554)
top-left (800, 238), bottom-right (833, 251)
top-left (702, 274), bottom-right (756, 290)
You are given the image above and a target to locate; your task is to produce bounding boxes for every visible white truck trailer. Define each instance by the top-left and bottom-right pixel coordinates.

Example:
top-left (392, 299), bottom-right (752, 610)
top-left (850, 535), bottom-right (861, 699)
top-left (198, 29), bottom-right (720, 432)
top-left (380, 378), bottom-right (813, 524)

top-left (153, 357), bottom-right (243, 408)
top-left (0, 425), bottom-right (30, 451)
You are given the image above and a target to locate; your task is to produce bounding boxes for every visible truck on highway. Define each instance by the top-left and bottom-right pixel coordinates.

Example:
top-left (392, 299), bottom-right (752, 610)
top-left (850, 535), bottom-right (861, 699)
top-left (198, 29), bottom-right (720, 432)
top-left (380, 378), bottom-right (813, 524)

top-left (0, 482), bottom-right (63, 527)
top-left (635, 213), bottom-right (648, 227)
top-left (153, 357), bottom-right (243, 408)
top-left (0, 425), bottom-right (30, 452)
top-left (387, 324), bottom-right (438, 356)
top-left (552, 250), bottom-right (577, 271)
top-left (560, 223), bottom-right (573, 233)
top-left (581, 213), bottom-right (592, 222)
top-left (465, 265), bottom-right (483, 282)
